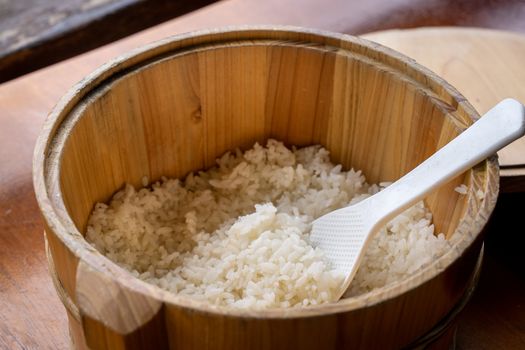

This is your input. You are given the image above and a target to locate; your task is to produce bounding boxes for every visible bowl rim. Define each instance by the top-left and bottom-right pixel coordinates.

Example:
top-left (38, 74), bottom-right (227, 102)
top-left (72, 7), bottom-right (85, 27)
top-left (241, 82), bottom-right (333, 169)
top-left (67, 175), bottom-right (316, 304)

top-left (33, 25), bottom-right (499, 319)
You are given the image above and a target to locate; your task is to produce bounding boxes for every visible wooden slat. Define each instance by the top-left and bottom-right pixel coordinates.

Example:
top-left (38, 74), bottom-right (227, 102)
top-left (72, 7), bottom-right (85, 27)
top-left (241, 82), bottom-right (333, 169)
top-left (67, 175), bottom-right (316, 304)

top-left (0, 0), bottom-right (217, 83)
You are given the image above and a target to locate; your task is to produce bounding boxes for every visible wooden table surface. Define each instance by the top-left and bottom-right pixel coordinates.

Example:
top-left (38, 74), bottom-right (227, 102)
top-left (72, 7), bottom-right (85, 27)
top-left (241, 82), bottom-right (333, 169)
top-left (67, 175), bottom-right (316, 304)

top-left (1, 0), bottom-right (524, 349)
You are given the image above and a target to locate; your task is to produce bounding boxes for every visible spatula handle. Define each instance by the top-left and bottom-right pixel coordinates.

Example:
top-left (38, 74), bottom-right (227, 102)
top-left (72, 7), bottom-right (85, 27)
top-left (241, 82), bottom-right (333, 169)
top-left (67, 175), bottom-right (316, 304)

top-left (366, 98), bottom-right (525, 229)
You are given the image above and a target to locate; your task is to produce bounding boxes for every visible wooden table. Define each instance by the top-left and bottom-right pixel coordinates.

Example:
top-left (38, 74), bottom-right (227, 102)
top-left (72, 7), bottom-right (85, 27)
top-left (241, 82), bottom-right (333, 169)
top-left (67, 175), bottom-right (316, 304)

top-left (1, 0), bottom-right (524, 348)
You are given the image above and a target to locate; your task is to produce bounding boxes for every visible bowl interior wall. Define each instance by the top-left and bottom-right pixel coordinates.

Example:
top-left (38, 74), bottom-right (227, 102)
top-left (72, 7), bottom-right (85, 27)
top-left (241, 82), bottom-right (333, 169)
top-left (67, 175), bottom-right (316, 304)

top-left (59, 42), bottom-right (468, 239)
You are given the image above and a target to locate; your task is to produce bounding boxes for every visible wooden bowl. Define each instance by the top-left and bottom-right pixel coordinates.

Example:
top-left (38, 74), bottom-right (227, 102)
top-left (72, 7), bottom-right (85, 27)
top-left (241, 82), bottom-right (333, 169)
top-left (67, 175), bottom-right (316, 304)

top-left (33, 26), bottom-right (498, 350)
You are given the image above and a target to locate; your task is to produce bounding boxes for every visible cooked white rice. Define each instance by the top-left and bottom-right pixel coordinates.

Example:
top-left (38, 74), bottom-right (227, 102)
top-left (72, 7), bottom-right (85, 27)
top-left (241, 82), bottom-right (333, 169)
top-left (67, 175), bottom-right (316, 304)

top-left (455, 184), bottom-right (468, 195)
top-left (86, 140), bottom-right (451, 309)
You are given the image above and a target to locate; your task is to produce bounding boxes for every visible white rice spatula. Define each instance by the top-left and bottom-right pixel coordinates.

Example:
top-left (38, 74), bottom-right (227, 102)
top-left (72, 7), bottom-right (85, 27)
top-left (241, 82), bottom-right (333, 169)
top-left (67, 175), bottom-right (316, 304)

top-left (310, 98), bottom-right (525, 300)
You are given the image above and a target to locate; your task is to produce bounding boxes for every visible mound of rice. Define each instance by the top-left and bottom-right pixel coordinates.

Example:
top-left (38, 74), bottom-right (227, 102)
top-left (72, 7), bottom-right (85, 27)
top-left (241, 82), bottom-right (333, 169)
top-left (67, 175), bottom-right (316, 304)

top-left (86, 140), bottom-right (451, 309)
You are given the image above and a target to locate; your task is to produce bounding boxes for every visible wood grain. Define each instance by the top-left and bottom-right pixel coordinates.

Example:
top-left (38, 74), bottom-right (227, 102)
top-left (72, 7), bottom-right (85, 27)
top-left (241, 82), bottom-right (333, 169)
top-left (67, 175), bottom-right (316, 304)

top-left (34, 27), bottom-right (495, 349)
top-left (0, 0), bottom-right (217, 83)
top-left (362, 28), bottom-right (525, 192)
top-left (0, 185), bottom-right (68, 349)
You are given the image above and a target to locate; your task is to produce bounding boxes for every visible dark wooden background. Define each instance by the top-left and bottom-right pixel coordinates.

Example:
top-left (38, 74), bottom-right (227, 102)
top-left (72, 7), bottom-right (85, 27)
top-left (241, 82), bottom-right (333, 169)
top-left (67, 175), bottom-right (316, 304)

top-left (0, 0), bottom-right (216, 82)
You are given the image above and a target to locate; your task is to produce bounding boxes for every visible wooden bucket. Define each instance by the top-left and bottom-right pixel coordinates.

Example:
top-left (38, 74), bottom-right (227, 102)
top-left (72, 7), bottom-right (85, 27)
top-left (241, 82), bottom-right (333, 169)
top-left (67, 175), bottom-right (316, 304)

top-left (33, 26), bottom-right (498, 349)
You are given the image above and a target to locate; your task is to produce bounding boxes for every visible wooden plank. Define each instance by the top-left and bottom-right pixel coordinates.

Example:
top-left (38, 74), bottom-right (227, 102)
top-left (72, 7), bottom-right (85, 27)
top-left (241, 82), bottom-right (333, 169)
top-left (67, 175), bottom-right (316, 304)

top-left (0, 0), bottom-right (217, 83)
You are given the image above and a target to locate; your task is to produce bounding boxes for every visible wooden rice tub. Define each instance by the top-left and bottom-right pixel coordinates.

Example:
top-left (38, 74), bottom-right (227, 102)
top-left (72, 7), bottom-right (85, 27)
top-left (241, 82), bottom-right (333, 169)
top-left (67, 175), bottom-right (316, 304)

top-left (33, 26), bottom-right (498, 349)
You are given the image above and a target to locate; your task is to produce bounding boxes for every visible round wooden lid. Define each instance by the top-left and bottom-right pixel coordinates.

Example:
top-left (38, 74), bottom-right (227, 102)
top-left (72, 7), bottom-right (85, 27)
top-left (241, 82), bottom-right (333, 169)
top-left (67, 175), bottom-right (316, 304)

top-left (362, 27), bottom-right (525, 193)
